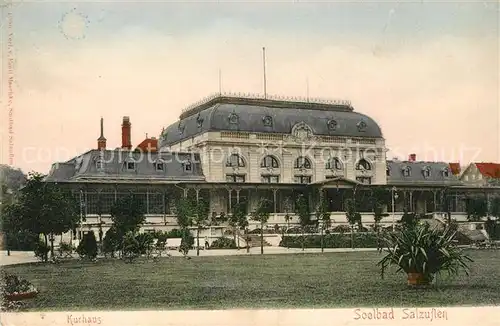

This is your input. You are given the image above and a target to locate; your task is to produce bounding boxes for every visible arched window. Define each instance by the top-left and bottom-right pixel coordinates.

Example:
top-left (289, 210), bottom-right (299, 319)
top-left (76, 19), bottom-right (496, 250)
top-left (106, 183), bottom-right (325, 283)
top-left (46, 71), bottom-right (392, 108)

top-left (442, 167), bottom-right (450, 177)
top-left (422, 166), bottom-right (431, 178)
top-left (183, 160), bottom-right (192, 172)
top-left (155, 159), bottom-right (165, 171)
top-left (356, 159), bottom-right (371, 171)
top-left (96, 159), bottom-right (105, 171)
top-left (226, 153), bottom-right (245, 168)
top-left (261, 155), bottom-right (279, 168)
top-left (295, 156), bottom-right (311, 169)
top-left (402, 166), bottom-right (411, 177)
top-left (326, 157), bottom-right (342, 170)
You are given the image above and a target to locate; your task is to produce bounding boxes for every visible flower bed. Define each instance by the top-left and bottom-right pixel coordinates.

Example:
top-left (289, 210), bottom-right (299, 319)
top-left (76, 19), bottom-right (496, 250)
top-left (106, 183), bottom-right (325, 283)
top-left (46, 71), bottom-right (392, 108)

top-left (1, 271), bottom-right (38, 309)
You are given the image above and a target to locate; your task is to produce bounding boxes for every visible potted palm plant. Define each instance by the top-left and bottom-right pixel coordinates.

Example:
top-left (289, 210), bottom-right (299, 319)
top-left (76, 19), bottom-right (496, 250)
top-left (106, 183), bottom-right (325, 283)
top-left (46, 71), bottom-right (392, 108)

top-left (377, 222), bottom-right (473, 286)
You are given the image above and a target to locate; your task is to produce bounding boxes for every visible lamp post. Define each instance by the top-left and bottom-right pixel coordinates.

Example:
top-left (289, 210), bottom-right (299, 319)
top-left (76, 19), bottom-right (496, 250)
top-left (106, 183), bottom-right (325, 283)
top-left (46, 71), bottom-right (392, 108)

top-left (391, 187), bottom-right (399, 231)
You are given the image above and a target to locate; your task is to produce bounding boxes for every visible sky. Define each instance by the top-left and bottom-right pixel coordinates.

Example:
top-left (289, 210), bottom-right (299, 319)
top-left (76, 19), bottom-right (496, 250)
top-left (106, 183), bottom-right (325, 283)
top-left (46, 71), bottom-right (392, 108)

top-left (0, 0), bottom-right (499, 174)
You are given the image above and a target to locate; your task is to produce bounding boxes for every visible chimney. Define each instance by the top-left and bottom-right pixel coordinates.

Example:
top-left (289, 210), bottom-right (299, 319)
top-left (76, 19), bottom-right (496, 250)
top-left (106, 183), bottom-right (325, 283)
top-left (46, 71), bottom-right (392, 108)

top-left (409, 153), bottom-right (416, 162)
top-left (97, 117), bottom-right (107, 150)
top-left (121, 116), bottom-right (132, 150)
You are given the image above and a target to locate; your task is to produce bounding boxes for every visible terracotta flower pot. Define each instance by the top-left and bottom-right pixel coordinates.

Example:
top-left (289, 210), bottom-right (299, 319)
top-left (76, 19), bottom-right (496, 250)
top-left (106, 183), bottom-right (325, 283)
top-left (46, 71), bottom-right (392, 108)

top-left (5, 291), bottom-right (38, 301)
top-left (407, 273), bottom-right (430, 286)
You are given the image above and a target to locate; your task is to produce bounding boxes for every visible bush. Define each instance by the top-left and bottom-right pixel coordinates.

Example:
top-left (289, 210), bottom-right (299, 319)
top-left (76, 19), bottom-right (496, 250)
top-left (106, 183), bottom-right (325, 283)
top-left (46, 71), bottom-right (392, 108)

top-left (102, 227), bottom-right (121, 257)
top-left (122, 232), bottom-right (140, 262)
top-left (279, 233), bottom-right (381, 248)
top-left (76, 231), bottom-right (98, 259)
top-left (332, 225), bottom-right (351, 233)
top-left (4, 231), bottom-right (38, 251)
top-left (57, 242), bottom-right (74, 257)
top-left (165, 229), bottom-right (184, 238)
top-left (179, 230), bottom-right (194, 256)
top-left (33, 241), bottom-right (50, 261)
top-left (135, 233), bottom-right (154, 256)
top-left (210, 237), bottom-right (237, 249)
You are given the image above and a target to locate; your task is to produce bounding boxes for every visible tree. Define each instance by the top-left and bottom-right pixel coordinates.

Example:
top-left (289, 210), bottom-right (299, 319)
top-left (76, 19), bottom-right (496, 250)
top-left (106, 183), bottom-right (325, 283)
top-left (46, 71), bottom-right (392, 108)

top-left (295, 193), bottom-right (310, 251)
top-left (193, 198), bottom-right (210, 256)
top-left (10, 172), bottom-right (79, 261)
top-left (251, 198), bottom-right (272, 254)
top-left (466, 196), bottom-right (488, 221)
top-left (110, 192), bottom-right (146, 239)
top-left (345, 196), bottom-right (361, 249)
top-left (316, 192), bottom-right (330, 253)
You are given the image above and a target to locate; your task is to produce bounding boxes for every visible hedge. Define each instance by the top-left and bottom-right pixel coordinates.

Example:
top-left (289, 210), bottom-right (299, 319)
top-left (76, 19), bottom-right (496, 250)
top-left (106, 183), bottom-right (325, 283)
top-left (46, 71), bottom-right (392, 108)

top-left (279, 233), bottom-right (382, 248)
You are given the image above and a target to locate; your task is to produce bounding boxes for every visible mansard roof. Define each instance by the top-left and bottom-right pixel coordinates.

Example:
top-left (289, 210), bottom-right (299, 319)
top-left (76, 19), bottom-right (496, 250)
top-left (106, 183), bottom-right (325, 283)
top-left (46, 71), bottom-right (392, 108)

top-left (45, 149), bottom-right (205, 183)
top-left (386, 160), bottom-right (462, 186)
top-left (159, 93), bottom-right (383, 147)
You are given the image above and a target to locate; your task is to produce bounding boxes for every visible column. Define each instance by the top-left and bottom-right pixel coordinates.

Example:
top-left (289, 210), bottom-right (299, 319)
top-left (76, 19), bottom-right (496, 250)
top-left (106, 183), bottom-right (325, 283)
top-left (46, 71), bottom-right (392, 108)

top-left (146, 188), bottom-right (150, 214)
top-left (273, 188), bottom-right (277, 213)
top-left (433, 190), bottom-right (437, 212)
top-left (236, 189), bottom-right (241, 203)
top-left (409, 191), bottom-right (413, 212)
top-left (162, 190), bottom-right (166, 224)
top-left (196, 188), bottom-right (200, 202)
top-left (228, 188), bottom-right (233, 212)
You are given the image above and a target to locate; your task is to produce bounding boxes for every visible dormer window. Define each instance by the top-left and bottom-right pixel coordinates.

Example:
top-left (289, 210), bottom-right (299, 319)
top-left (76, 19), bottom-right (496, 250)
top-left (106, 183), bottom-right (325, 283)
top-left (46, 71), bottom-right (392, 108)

top-left (155, 160), bottom-right (164, 171)
top-left (422, 166), bottom-right (431, 178)
top-left (402, 166), bottom-right (411, 177)
top-left (184, 160), bottom-right (192, 172)
top-left (126, 161), bottom-right (136, 171)
top-left (442, 168), bottom-right (450, 177)
top-left (262, 115), bottom-right (273, 127)
top-left (96, 159), bottom-right (104, 170)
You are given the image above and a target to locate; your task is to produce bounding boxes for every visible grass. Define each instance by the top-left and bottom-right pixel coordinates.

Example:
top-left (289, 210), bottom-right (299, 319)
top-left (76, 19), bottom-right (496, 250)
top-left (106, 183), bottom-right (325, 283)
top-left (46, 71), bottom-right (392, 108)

top-left (3, 250), bottom-right (500, 311)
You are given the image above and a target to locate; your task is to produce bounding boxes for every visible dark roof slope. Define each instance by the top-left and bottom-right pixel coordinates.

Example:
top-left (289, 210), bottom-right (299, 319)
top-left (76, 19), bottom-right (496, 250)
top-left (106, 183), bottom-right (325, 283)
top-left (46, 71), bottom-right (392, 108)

top-left (45, 149), bottom-right (205, 183)
top-left (159, 95), bottom-right (383, 146)
top-left (387, 160), bottom-right (462, 186)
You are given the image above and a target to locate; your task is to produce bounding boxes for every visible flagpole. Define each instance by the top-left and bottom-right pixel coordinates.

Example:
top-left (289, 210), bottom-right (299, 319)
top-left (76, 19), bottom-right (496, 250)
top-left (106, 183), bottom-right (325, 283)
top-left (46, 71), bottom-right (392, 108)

top-left (262, 47), bottom-right (267, 99)
top-left (218, 68), bottom-right (222, 95)
top-left (306, 77), bottom-right (309, 102)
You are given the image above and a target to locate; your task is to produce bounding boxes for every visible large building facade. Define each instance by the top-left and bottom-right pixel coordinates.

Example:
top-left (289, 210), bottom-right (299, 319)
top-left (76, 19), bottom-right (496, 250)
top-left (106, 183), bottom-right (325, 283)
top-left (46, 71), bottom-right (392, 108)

top-left (46, 93), bottom-right (500, 242)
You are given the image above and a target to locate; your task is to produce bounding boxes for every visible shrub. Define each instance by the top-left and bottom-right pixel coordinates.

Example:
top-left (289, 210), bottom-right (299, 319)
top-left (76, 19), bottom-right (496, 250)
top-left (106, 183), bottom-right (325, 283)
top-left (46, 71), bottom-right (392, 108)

top-left (210, 237), bottom-right (237, 249)
top-left (476, 224), bottom-right (484, 230)
top-left (378, 223), bottom-right (473, 284)
top-left (179, 230), bottom-right (194, 257)
top-left (135, 233), bottom-right (154, 256)
top-left (122, 232), bottom-right (140, 262)
top-left (4, 231), bottom-right (38, 251)
top-left (332, 225), bottom-right (351, 233)
top-left (58, 242), bottom-right (74, 257)
top-left (33, 241), bottom-right (50, 261)
top-left (166, 229), bottom-right (184, 238)
top-left (279, 233), bottom-right (381, 248)
top-left (102, 227), bottom-right (121, 257)
top-left (76, 231), bottom-right (98, 260)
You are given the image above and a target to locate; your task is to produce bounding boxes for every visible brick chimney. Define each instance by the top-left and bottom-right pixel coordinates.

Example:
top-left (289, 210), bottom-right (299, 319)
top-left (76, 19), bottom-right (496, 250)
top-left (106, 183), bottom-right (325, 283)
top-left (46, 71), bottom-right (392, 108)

top-left (408, 153), bottom-right (416, 162)
top-left (121, 116), bottom-right (132, 150)
top-left (97, 117), bottom-right (106, 150)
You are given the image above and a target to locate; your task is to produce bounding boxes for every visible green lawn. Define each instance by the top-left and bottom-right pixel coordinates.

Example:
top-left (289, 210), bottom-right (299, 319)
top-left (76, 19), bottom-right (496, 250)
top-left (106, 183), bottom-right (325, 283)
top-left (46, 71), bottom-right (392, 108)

top-left (3, 250), bottom-right (500, 311)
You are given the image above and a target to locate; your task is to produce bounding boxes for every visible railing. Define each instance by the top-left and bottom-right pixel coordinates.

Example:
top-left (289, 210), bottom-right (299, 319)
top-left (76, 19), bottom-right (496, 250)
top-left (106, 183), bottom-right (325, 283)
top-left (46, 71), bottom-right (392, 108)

top-left (181, 91), bottom-right (352, 115)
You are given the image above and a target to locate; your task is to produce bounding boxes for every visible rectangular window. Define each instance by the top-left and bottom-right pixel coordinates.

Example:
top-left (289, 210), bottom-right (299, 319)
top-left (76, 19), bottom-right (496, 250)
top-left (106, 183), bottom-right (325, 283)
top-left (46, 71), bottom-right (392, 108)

top-left (294, 175), bottom-right (311, 184)
top-left (261, 175), bottom-right (280, 183)
top-left (148, 192), bottom-right (164, 214)
top-left (184, 162), bottom-right (192, 171)
top-left (226, 174), bottom-right (246, 183)
top-left (356, 177), bottom-right (372, 184)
